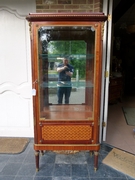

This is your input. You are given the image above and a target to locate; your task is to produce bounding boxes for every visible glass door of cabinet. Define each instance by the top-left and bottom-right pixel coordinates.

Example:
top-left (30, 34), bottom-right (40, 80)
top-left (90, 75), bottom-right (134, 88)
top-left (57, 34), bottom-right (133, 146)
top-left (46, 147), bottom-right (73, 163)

top-left (34, 23), bottom-right (100, 121)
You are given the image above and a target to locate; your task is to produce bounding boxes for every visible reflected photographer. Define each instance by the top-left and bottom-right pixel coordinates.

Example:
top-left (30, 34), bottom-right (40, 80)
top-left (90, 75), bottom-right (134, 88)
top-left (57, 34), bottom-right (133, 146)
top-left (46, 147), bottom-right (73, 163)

top-left (57, 56), bottom-right (74, 104)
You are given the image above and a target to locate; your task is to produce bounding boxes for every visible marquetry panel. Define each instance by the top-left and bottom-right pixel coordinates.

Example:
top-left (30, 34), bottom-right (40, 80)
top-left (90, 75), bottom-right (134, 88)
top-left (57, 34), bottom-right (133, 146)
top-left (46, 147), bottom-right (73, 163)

top-left (41, 125), bottom-right (92, 141)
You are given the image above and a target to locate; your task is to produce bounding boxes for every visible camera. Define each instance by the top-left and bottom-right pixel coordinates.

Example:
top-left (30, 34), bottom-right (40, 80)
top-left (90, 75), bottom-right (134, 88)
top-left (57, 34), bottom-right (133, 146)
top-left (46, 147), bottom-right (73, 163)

top-left (65, 67), bottom-right (69, 72)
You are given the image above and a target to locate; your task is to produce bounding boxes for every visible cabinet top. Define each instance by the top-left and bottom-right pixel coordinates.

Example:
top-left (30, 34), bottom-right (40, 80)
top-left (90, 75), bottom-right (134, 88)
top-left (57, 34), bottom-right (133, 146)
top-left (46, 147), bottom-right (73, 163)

top-left (26, 12), bottom-right (108, 22)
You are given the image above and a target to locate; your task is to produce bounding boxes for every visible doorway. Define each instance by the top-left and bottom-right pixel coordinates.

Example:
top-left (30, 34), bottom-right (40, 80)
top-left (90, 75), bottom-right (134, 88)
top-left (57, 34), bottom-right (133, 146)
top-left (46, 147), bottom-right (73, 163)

top-left (104, 23), bottom-right (135, 155)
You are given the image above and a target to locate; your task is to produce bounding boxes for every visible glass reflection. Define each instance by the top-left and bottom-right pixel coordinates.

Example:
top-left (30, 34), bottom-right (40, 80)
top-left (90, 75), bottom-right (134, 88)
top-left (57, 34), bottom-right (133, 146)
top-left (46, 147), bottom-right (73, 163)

top-left (38, 26), bottom-right (95, 119)
top-left (47, 40), bottom-right (87, 105)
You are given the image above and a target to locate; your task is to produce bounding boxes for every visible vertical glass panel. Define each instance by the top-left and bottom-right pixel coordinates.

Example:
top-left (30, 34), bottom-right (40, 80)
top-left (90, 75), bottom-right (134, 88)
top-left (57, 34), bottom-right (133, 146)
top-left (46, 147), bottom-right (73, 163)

top-left (38, 26), bottom-right (95, 120)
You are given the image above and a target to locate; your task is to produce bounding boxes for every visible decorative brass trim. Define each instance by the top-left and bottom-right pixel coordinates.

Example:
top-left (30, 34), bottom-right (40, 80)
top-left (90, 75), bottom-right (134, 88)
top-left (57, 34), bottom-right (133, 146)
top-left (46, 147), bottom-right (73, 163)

top-left (40, 118), bottom-right (93, 121)
top-left (40, 151), bottom-right (44, 156)
top-left (29, 22), bottom-right (32, 39)
top-left (94, 167), bottom-right (97, 172)
top-left (108, 14), bottom-right (111, 21)
top-left (101, 22), bottom-right (105, 40)
top-left (34, 143), bottom-right (100, 147)
top-left (39, 122), bottom-right (42, 126)
top-left (53, 150), bottom-right (79, 154)
top-left (31, 14), bottom-right (104, 18)
top-left (94, 151), bottom-right (99, 156)
top-left (87, 117), bottom-right (92, 120)
top-left (35, 151), bottom-right (39, 156)
top-left (102, 122), bottom-right (106, 127)
top-left (104, 70), bottom-right (109, 78)
top-left (40, 118), bottom-right (46, 120)
top-left (26, 13), bottom-right (108, 22)
top-left (90, 151), bottom-right (93, 156)
top-left (39, 139), bottom-right (43, 143)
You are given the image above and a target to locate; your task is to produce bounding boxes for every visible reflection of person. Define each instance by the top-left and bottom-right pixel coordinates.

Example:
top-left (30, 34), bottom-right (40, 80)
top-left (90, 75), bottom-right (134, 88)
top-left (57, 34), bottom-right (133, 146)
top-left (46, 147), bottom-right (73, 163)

top-left (57, 56), bottom-right (74, 104)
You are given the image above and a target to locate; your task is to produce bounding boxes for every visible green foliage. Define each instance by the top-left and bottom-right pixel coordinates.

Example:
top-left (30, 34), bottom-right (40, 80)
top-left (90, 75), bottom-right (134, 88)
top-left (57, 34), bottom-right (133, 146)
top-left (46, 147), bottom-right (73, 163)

top-left (48, 41), bottom-right (86, 78)
top-left (71, 59), bottom-right (86, 79)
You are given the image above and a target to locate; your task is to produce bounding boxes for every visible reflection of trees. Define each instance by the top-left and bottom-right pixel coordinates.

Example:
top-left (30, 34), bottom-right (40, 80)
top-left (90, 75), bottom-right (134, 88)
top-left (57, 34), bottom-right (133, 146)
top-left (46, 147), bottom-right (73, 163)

top-left (38, 27), bottom-right (52, 52)
top-left (38, 26), bottom-right (88, 79)
top-left (48, 41), bottom-right (86, 79)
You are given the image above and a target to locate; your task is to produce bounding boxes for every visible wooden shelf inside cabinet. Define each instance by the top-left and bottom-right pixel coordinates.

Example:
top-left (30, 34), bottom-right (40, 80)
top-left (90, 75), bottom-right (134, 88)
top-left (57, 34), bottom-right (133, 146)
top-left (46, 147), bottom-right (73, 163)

top-left (109, 77), bottom-right (123, 103)
top-left (26, 12), bottom-right (107, 172)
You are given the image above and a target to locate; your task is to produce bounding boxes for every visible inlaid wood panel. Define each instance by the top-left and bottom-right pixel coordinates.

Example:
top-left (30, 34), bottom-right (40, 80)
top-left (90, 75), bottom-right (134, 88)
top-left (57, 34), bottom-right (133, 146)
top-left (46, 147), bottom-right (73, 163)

top-left (41, 125), bottom-right (93, 141)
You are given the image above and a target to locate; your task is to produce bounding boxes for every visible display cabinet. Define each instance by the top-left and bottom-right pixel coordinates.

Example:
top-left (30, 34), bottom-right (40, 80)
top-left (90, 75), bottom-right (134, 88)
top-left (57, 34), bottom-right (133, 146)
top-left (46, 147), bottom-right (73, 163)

top-left (26, 13), bottom-right (107, 171)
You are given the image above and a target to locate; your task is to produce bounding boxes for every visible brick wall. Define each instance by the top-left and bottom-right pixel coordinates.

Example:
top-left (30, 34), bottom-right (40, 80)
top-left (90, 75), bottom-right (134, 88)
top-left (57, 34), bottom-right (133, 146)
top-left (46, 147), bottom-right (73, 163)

top-left (36, 0), bottom-right (103, 13)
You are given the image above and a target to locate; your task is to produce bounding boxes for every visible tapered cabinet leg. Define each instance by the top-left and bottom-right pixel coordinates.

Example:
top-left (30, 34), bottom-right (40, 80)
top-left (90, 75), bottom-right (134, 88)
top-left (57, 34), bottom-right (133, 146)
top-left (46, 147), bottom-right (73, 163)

top-left (94, 151), bottom-right (99, 171)
top-left (35, 150), bottom-right (39, 172)
top-left (40, 150), bottom-right (44, 155)
top-left (90, 151), bottom-right (93, 156)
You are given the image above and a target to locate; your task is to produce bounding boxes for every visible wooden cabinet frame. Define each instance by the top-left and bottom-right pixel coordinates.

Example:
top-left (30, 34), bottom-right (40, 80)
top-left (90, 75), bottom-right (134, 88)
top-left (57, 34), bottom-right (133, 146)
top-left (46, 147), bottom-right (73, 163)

top-left (26, 13), bottom-right (107, 171)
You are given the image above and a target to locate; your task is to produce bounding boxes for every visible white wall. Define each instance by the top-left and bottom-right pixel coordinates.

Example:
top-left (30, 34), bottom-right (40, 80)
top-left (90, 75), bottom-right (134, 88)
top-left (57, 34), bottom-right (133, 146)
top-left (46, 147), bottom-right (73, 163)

top-left (0, 0), bottom-right (36, 137)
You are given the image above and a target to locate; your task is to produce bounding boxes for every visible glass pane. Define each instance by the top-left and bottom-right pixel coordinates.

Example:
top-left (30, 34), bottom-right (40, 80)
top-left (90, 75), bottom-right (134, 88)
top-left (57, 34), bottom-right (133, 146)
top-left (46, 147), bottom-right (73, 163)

top-left (38, 26), bottom-right (95, 120)
top-left (48, 40), bottom-right (86, 104)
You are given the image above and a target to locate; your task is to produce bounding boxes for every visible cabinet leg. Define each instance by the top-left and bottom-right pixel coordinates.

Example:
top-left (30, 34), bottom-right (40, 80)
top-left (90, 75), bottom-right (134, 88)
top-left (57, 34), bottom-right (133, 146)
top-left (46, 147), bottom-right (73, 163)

top-left (40, 150), bottom-right (44, 155)
top-left (35, 150), bottom-right (39, 172)
top-left (90, 151), bottom-right (93, 156)
top-left (94, 151), bottom-right (99, 171)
